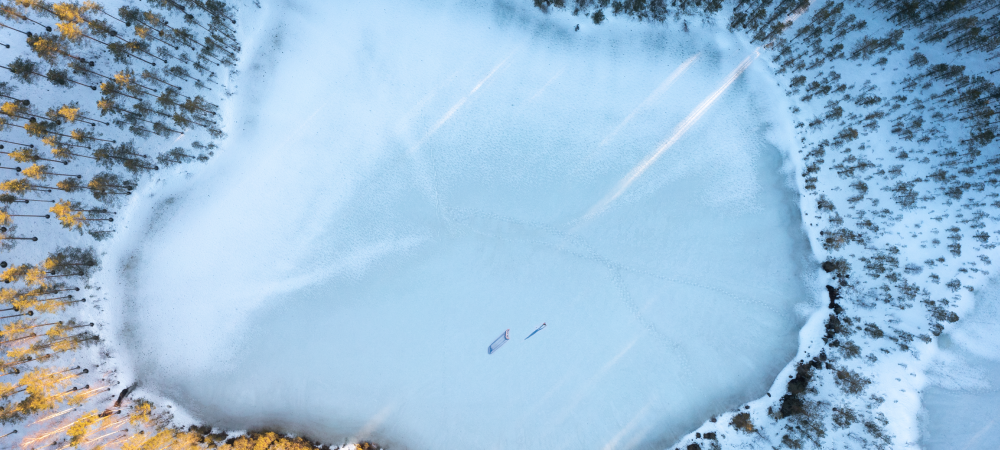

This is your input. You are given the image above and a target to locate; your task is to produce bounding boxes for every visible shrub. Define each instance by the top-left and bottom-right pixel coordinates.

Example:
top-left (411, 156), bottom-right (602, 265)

top-left (832, 406), bottom-right (858, 429)
top-left (835, 369), bottom-right (871, 394)
top-left (730, 412), bottom-right (754, 433)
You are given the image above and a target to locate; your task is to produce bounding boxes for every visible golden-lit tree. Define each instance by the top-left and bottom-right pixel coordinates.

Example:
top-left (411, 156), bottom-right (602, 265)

top-left (50, 200), bottom-right (85, 232)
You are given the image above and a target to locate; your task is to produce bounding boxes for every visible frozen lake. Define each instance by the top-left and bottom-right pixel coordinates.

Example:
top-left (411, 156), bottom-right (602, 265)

top-left (103, 1), bottom-right (814, 448)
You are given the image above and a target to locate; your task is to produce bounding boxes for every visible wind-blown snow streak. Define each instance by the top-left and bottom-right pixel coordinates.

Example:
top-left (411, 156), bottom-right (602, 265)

top-left (598, 54), bottom-right (700, 147)
top-left (406, 52), bottom-right (517, 206)
top-left (527, 68), bottom-right (565, 102)
top-left (542, 338), bottom-right (640, 435)
top-left (410, 52), bottom-right (516, 153)
top-left (583, 52), bottom-right (758, 221)
top-left (600, 400), bottom-right (655, 450)
top-left (353, 403), bottom-right (398, 443)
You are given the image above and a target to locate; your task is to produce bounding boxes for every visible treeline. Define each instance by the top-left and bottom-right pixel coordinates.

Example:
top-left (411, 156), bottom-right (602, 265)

top-left (874, 0), bottom-right (1000, 55)
top-left (0, 0), bottom-right (239, 448)
top-left (0, 0), bottom-right (232, 244)
top-left (729, 1), bottom-right (997, 450)
top-left (217, 431), bottom-right (378, 450)
top-left (532, 1), bottom-right (999, 450)
top-left (533, 0), bottom-right (724, 24)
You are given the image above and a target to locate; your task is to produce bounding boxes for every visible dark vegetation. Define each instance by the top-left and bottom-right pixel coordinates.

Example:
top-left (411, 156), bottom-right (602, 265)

top-left (0, 0), bottom-right (993, 448)
top-left (0, 0), bottom-right (241, 448)
top-left (536, 0), bottom-right (999, 449)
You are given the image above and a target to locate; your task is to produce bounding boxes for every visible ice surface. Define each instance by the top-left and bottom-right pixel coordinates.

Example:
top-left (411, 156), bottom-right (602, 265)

top-left (100, 1), bottom-right (814, 448)
top-left (920, 278), bottom-right (1000, 450)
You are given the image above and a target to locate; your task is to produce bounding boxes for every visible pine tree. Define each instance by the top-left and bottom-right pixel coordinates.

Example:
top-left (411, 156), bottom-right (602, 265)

top-left (20, 163), bottom-right (49, 180)
top-left (909, 52), bottom-right (929, 68)
top-left (26, 33), bottom-right (83, 64)
top-left (7, 57), bottom-right (38, 84)
top-left (51, 102), bottom-right (80, 122)
top-left (0, 229), bottom-right (38, 250)
top-left (44, 68), bottom-right (71, 87)
top-left (113, 69), bottom-right (152, 97)
top-left (1, 265), bottom-right (30, 283)
top-left (42, 247), bottom-right (96, 274)
top-left (0, 2), bottom-right (50, 31)
top-left (0, 101), bottom-right (27, 120)
top-left (50, 200), bottom-right (84, 232)
top-left (0, 178), bottom-right (32, 196)
top-left (49, 201), bottom-right (113, 235)
top-left (15, 367), bottom-right (73, 417)
top-left (94, 142), bottom-right (156, 173)
top-left (56, 177), bottom-right (81, 193)
top-left (66, 411), bottom-right (99, 446)
top-left (0, 194), bottom-right (27, 205)
top-left (0, 209), bottom-right (48, 224)
top-left (86, 172), bottom-right (133, 203)
top-left (156, 147), bottom-right (198, 166)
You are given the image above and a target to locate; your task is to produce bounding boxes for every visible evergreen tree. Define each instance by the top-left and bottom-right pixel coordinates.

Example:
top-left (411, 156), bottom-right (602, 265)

top-left (0, 194), bottom-right (27, 205)
top-left (2, 228), bottom-right (43, 251)
top-left (50, 102), bottom-right (80, 123)
top-left (50, 200), bottom-right (86, 232)
top-left (6, 147), bottom-right (41, 163)
top-left (44, 68), bottom-right (70, 88)
top-left (26, 33), bottom-right (82, 64)
top-left (7, 57), bottom-right (38, 84)
top-left (0, 101), bottom-right (27, 120)
top-left (909, 52), bottom-right (929, 67)
top-left (15, 367), bottom-right (73, 418)
top-left (42, 247), bottom-right (96, 274)
top-left (20, 163), bottom-right (50, 180)
top-left (1, 265), bottom-right (31, 283)
top-left (114, 69), bottom-right (151, 97)
top-left (156, 146), bottom-right (202, 166)
top-left (86, 172), bottom-right (133, 203)
top-left (0, 178), bottom-right (32, 196)
top-left (66, 411), bottom-right (98, 446)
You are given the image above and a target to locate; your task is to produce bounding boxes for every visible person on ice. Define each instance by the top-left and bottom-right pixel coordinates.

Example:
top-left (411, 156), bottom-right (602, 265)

top-left (525, 322), bottom-right (546, 340)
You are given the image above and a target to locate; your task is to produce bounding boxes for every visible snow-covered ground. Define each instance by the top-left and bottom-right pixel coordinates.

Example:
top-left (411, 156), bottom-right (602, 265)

top-left (919, 278), bottom-right (1000, 450)
top-left (95, 0), bottom-right (818, 448)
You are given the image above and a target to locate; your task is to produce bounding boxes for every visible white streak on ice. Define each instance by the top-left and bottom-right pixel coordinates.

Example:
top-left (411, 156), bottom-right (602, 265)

top-left (601, 400), bottom-right (655, 450)
top-left (598, 53), bottom-right (700, 147)
top-left (527, 68), bottom-right (565, 103)
top-left (411, 52), bottom-right (517, 153)
top-left (353, 403), bottom-right (398, 443)
top-left (406, 52), bottom-right (517, 207)
top-left (583, 53), bottom-right (758, 222)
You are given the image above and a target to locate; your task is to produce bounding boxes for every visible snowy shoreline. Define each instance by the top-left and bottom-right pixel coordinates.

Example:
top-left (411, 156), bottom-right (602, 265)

top-left (75, 0), bottom-right (1000, 449)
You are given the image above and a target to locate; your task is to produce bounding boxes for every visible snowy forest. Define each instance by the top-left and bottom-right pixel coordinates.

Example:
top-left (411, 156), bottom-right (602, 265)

top-left (0, 0), bottom-right (269, 448)
top-left (0, 0), bottom-right (997, 449)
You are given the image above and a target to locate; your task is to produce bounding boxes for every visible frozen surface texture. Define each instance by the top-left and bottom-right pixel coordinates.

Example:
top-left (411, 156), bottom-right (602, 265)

top-left (920, 278), bottom-right (1000, 450)
top-left (102, 1), bottom-right (814, 448)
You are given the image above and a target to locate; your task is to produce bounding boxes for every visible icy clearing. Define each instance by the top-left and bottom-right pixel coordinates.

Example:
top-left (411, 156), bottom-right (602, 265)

top-left (100, 0), bottom-right (815, 448)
